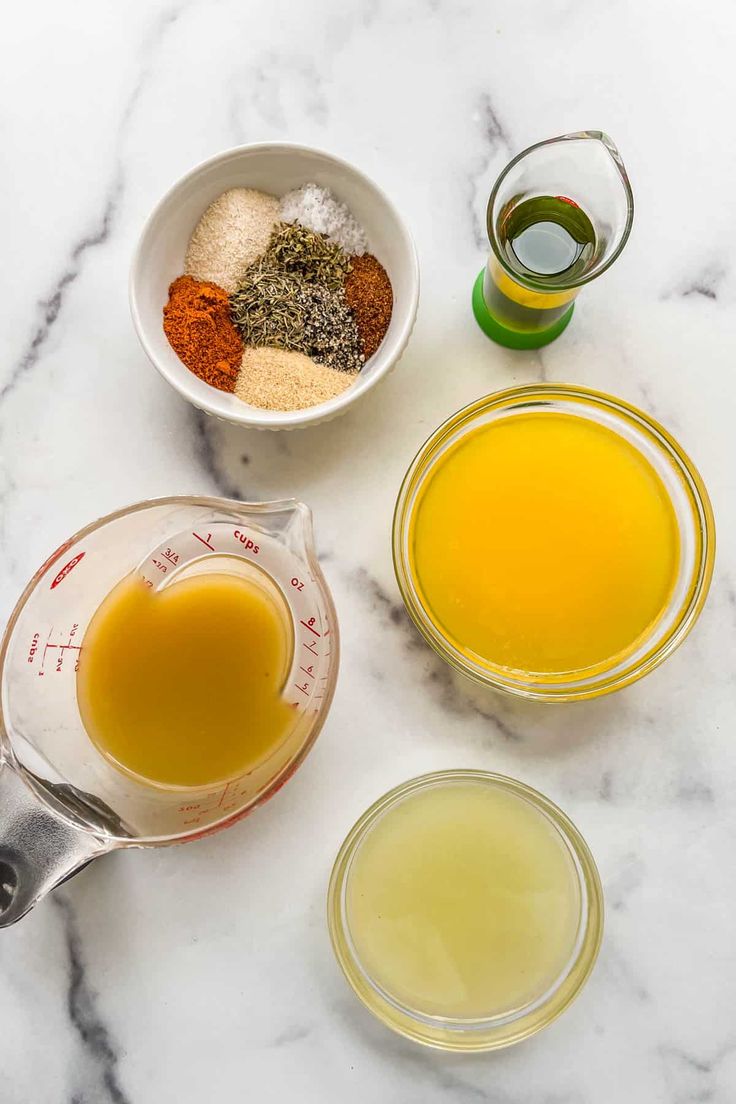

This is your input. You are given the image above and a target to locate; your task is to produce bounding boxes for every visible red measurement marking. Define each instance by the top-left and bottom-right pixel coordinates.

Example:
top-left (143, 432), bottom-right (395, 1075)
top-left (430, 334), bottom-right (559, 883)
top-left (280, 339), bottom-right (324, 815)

top-left (39, 623), bottom-right (82, 676)
top-left (49, 642), bottom-right (82, 672)
top-left (300, 620), bottom-right (321, 637)
top-left (27, 632), bottom-right (40, 665)
top-left (294, 683), bottom-right (309, 696)
top-left (303, 641), bottom-right (319, 656)
top-left (161, 551), bottom-right (178, 565)
top-left (233, 531), bottom-right (259, 554)
top-left (192, 531), bottom-right (215, 551)
top-left (300, 666), bottom-right (315, 679)
top-left (40, 628), bottom-right (55, 671)
top-left (556, 194), bottom-right (580, 208)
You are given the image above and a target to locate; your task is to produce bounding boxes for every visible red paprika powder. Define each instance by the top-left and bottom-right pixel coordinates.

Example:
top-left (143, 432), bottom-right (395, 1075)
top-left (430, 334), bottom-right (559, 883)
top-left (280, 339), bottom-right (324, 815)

top-left (163, 275), bottom-right (242, 392)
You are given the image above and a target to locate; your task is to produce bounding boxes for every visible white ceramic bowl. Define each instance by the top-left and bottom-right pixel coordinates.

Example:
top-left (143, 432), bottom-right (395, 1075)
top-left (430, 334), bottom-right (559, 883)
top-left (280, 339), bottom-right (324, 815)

top-left (130, 143), bottom-right (420, 430)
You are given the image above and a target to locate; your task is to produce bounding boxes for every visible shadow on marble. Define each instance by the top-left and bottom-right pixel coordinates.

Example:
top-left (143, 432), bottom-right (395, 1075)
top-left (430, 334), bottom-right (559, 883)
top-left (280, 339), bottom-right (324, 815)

top-left (321, 962), bottom-right (560, 1092)
top-left (445, 671), bottom-right (627, 758)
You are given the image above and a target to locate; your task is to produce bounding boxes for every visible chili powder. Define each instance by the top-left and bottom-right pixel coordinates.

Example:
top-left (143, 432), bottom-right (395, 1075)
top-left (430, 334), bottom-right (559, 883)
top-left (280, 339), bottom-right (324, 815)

top-left (163, 275), bottom-right (242, 392)
top-left (344, 254), bottom-right (393, 360)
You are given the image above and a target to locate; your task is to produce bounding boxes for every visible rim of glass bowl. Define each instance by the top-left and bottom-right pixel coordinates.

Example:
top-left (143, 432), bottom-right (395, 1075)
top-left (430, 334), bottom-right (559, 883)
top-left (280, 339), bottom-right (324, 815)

top-left (392, 384), bottom-right (715, 703)
top-left (327, 770), bottom-right (604, 1052)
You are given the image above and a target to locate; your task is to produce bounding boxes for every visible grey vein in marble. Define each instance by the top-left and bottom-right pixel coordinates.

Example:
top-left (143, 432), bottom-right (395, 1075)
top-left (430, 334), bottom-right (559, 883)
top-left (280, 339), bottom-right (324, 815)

top-left (349, 566), bottom-right (522, 740)
top-left (675, 779), bottom-right (715, 804)
top-left (191, 410), bottom-right (245, 500)
top-left (598, 770), bottom-right (613, 801)
top-left (606, 852), bottom-right (646, 912)
top-left (269, 1023), bottom-right (312, 1047)
top-left (0, 3), bottom-right (186, 407)
top-left (662, 261), bottom-right (727, 302)
top-left (371, 1027), bottom-right (589, 1104)
top-left (600, 942), bottom-right (650, 1004)
top-left (227, 49), bottom-right (328, 142)
top-left (660, 1041), bottom-right (736, 1104)
top-left (0, 175), bottom-right (123, 406)
top-left (53, 896), bottom-right (130, 1104)
top-left (467, 92), bottom-right (512, 249)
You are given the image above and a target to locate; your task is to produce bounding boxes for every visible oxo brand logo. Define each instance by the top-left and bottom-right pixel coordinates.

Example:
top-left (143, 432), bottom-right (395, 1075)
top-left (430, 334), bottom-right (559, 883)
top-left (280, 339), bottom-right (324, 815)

top-left (50, 552), bottom-right (85, 589)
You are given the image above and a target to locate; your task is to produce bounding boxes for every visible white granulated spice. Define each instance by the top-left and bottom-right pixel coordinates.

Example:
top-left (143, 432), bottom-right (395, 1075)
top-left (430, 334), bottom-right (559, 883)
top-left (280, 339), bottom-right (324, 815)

top-left (279, 183), bottom-right (368, 256)
top-left (185, 188), bottom-right (279, 294)
top-left (235, 346), bottom-right (357, 411)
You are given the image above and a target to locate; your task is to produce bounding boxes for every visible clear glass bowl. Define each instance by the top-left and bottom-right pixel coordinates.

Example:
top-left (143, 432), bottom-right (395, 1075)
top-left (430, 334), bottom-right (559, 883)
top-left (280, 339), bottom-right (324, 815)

top-left (393, 385), bottom-right (715, 702)
top-left (327, 771), bottom-right (603, 1051)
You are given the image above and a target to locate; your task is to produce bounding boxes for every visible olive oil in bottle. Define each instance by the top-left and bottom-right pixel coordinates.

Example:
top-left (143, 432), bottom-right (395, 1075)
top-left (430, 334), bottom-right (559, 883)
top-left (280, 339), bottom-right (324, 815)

top-left (484, 195), bottom-right (596, 335)
top-left (501, 195), bottom-right (596, 279)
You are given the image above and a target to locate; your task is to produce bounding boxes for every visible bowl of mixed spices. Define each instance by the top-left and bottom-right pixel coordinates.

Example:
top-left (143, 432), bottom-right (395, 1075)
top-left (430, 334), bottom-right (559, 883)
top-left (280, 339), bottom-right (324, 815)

top-left (130, 144), bottom-right (419, 429)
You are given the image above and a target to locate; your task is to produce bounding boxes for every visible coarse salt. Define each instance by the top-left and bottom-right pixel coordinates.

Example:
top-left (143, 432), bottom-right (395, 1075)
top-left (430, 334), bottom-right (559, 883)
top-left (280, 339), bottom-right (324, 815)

top-left (279, 183), bottom-right (368, 256)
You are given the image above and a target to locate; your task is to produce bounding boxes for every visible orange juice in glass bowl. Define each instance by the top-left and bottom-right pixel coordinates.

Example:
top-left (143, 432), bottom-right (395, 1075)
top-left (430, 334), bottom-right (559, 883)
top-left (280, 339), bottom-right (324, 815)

top-left (393, 385), bottom-right (714, 702)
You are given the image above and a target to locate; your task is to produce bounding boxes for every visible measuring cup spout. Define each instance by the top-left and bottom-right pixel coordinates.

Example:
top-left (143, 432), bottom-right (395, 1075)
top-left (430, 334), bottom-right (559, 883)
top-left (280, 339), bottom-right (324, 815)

top-left (236, 498), bottom-right (317, 562)
top-left (554, 131), bottom-right (634, 268)
top-left (285, 500), bottom-right (316, 561)
top-left (0, 756), bottom-right (108, 927)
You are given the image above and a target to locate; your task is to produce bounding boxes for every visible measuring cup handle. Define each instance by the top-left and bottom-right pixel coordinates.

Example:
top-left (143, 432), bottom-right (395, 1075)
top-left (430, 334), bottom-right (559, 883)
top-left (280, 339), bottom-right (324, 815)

top-left (0, 757), bottom-right (108, 928)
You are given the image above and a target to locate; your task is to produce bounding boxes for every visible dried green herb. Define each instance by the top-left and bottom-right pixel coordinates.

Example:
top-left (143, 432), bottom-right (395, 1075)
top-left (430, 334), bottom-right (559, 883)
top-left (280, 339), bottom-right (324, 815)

top-left (229, 260), bottom-right (305, 350)
top-left (264, 222), bottom-right (352, 290)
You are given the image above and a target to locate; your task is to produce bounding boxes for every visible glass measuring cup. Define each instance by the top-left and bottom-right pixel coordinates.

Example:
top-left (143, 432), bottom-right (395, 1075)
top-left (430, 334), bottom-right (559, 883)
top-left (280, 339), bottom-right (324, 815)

top-left (472, 131), bottom-right (634, 348)
top-left (0, 496), bottom-right (338, 927)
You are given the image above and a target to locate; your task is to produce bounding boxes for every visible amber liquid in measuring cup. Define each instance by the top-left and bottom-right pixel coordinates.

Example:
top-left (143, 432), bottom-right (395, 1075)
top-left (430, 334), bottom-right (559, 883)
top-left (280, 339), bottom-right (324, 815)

top-left (77, 571), bottom-right (294, 789)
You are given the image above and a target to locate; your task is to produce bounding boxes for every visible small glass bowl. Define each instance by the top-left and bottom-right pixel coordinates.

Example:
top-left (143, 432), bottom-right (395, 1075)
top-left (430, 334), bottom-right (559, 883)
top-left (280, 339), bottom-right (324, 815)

top-left (327, 771), bottom-right (603, 1052)
top-left (392, 384), bottom-right (715, 702)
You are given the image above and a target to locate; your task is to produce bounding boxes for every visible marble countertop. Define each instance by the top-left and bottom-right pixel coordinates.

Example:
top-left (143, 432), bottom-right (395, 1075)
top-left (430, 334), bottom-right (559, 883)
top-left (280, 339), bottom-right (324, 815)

top-left (2, 1), bottom-right (735, 1101)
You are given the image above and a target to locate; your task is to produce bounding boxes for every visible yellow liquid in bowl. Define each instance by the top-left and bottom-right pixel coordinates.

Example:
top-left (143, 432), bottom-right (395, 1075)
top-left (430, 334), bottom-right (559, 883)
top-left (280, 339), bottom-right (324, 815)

top-left (408, 412), bottom-right (680, 675)
top-left (77, 572), bottom-right (294, 789)
top-left (345, 780), bottom-right (582, 1020)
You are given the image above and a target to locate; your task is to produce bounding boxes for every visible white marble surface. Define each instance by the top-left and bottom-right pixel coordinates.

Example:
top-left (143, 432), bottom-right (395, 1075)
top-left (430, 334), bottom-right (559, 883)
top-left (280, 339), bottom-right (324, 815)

top-left (1, 1), bottom-right (735, 1100)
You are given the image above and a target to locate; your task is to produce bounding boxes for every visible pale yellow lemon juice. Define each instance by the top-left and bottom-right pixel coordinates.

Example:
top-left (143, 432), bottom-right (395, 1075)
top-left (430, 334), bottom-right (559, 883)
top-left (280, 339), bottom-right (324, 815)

top-left (77, 570), bottom-right (294, 789)
top-left (329, 772), bottom-right (603, 1049)
top-left (346, 781), bottom-right (580, 1016)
